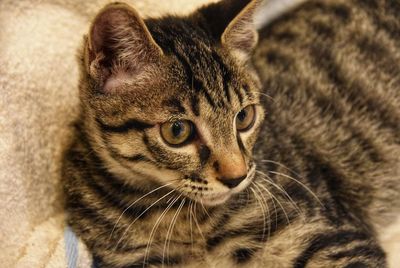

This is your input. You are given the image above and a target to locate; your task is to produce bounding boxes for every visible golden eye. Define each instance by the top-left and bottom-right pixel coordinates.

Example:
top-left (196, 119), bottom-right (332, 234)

top-left (236, 105), bottom-right (256, 132)
top-left (160, 120), bottom-right (194, 146)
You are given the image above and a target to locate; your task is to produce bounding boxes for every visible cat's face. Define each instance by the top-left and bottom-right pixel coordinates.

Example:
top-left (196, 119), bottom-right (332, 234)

top-left (81, 0), bottom-right (263, 206)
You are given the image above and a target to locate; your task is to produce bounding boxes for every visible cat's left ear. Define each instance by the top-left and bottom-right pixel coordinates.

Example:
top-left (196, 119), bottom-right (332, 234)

top-left (221, 0), bottom-right (261, 61)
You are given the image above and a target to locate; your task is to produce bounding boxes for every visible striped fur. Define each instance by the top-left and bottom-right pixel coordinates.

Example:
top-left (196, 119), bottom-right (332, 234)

top-left (63, 0), bottom-right (400, 267)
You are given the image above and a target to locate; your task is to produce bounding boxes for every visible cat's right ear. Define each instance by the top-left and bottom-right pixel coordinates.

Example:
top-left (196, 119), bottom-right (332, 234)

top-left (197, 0), bottom-right (261, 63)
top-left (85, 3), bottom-right (163, 93)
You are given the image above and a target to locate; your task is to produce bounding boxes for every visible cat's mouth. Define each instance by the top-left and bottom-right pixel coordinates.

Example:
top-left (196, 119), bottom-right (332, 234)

top-left (194, 191), bottom-right (232, 206)
top-left (185, 165), bottom-right (256, 206)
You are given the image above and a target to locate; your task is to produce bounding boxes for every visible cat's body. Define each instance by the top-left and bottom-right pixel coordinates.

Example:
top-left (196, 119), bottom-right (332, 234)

top-left (63, 0), bottom-right (400, 267)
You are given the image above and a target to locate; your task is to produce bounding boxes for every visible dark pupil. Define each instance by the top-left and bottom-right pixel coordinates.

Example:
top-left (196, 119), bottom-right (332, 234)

top-left (237, 110), bottom-right (247, 122)
top-left (172, 122), bottom-right (184, 137)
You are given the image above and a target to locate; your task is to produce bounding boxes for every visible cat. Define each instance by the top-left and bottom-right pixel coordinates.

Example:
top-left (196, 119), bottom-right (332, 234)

top-left (62, 0), bottom-right (400, 267)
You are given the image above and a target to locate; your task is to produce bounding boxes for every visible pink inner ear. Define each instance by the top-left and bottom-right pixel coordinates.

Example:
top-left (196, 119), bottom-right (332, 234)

top-left (103, 71), bottom-right (132, 93)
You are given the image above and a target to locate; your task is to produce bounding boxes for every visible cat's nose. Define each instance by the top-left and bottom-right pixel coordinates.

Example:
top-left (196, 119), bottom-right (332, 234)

top-left (215, 154), bottom-right (247, 189)
top-left (218, 175), bottom-right (247, 189)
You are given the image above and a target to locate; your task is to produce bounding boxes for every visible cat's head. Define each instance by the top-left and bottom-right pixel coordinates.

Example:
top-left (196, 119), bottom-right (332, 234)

top-left (79, 0), bottom-right (264, 206)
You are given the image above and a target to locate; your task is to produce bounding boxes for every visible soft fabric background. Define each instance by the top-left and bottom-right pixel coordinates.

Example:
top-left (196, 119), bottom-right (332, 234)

top-left (0, 0), bottom-right (398, 267)
top-left (1, 1), bottom-right (221, 266)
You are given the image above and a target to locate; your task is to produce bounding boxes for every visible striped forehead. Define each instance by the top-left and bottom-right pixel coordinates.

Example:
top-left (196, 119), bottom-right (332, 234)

top-left (147, 18), bottom-right (250, 116)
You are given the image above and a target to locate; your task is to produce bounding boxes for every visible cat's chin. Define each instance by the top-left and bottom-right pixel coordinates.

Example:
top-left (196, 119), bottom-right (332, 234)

top-left (195, 192), bottom-right (232, 207)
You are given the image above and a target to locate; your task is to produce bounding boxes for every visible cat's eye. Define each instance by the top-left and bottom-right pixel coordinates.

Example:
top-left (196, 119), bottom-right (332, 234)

top-left (160, 120), bottom-right (194, 146)
top-left (236, 105), bottom-right (256, 132)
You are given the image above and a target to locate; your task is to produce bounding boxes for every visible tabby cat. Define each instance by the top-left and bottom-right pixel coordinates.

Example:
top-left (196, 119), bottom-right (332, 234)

top-left (63, 0), bottom-right (400, 267)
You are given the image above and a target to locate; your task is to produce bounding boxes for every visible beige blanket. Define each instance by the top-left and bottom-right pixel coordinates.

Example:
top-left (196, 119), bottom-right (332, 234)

top-left (0, 1), bottom-right (219, 266)
top-left (0, 0), bottom-right (398, 267)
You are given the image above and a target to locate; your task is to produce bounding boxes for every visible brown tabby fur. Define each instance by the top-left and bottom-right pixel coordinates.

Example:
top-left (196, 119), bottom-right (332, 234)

top-left (63, 0), bottom-right (400, 267)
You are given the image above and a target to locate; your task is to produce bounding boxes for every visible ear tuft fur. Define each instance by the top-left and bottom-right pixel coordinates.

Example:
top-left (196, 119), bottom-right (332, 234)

top-left (198, 0), bottom-right (261, 62)
top-left (86, 3), bottom-right (163, 93)
top-left (221, 0), bottom-right (262, 59)
top-left (221, 0), bottom-right (262, 61)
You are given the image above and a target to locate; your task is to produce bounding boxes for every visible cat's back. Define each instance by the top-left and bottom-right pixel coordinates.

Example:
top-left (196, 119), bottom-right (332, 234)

top-left (253, 0), bottom-right (400, 227)
top-left (255, 0), bottom-right (400, 120)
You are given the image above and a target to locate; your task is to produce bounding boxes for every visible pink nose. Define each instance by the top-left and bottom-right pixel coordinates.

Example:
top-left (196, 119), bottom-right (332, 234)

top-left (215, 154), bottom-right (247, 188)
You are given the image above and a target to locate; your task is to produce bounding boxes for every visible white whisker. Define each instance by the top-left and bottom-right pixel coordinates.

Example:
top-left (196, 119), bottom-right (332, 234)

top-left (269, 170), bottom-right (323, 206)
top-left (143, 194), bottom-right (182, 268)
top-left (254, 181), bottom-right (278, 230)
top-left (249, 185), bottom-right (268, 240)
top-left (110, 182), bottom-right (174, 240)
top-left (200, 200), bottom-right (212, 221)
top-left (188, 200), bottom-right (194, 253)
top-left (162, 198), bottom-right (186, 267)
top-left (253, 91), bottom-right (276, 103)
top-left (192, 202), bottom-right (205, 240)
top-left (260, 160), bottom-right (323, 206)
top-left (256, 170), bottom-right (304, 220)
top-left (254, 180), bottom-right (293, 238)
top-left (115, 187), bottom-right (177, 250)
